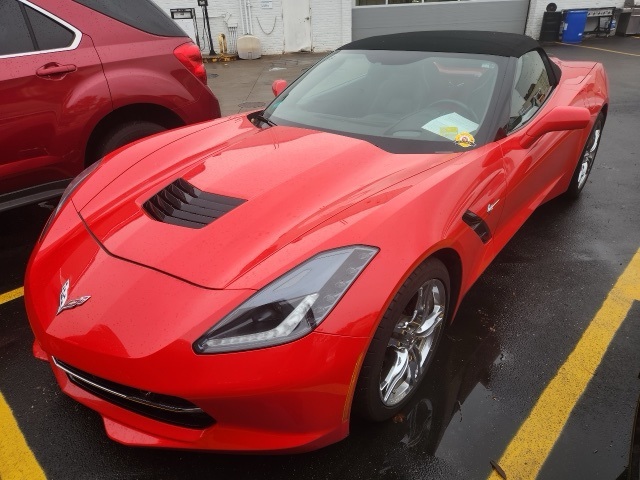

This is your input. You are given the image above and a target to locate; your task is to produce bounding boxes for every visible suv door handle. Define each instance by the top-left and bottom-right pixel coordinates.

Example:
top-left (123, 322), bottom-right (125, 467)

top-left (36, 63), bottom-right (77, 77)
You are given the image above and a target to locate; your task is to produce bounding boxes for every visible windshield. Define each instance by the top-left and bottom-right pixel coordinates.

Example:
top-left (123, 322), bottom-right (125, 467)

top-left (263, 50), bottom-right (507, 153)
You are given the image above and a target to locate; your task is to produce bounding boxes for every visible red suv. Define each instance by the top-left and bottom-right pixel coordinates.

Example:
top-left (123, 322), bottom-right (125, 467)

top-left (0, 0), bottom-right (221, 212)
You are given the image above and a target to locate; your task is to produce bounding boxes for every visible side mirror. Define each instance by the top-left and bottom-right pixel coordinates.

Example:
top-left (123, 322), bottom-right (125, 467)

top-left (272, 79), bottom-right (287, 97)
top-left (520, 106), bottom-right (591, 148)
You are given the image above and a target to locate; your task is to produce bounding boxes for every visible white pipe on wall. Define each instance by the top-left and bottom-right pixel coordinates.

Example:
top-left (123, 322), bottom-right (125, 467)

top-left (238, 0), bottom-right (247, 34)
top-left (247, 0), bottom-right (254, 35)
top-left (245, 0), bottom-right (251, 34)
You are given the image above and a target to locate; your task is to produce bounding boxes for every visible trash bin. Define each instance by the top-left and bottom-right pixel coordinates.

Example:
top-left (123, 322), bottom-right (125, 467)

top-left (561, 9), bottom-right (589, 43)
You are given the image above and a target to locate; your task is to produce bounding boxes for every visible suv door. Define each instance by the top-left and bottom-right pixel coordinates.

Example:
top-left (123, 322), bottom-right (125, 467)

top-left (0, 0), bottom-right (110, 205)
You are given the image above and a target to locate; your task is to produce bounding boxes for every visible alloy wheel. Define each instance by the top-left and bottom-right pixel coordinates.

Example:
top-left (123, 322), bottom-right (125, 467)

top-left (577, 122), bottom-right (602, 190)
top-left (379, 279), bottom-right (446, 407)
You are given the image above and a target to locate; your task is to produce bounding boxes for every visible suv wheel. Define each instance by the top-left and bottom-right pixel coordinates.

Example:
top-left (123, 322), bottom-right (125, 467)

top-left (90, 120), bottom-right (166, 164)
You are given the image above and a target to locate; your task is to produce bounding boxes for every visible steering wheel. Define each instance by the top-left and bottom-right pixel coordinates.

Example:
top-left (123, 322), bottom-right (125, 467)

top-left (424, 99), bottom-right (479, 124)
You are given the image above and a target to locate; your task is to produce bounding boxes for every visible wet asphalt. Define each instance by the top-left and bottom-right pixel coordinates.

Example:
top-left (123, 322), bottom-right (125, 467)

top-left (1, 36), bottom-right (640, 480)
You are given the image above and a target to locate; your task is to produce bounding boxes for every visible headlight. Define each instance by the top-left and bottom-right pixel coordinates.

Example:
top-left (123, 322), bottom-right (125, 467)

top-left (194, 245), bottom-right (378, 354)
top-left (40, 161), bottom-right (100, 239)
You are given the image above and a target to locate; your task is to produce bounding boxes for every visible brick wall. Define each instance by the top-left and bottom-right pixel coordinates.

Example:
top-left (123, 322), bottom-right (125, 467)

top-left (311, 0), bottom-right (352, 51)
top-left (153, 0), bottom-right (351, 55)
top-left (525, 0), bottom-right (625, 39)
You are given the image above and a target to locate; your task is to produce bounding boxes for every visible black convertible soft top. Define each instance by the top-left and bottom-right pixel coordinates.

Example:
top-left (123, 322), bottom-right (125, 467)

top-left (339, 31), bottom-right (540, 58)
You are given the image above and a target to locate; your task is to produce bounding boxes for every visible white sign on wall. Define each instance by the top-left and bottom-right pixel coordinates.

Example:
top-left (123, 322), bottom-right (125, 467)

top-left (261, 0), bottom-right (273, 8)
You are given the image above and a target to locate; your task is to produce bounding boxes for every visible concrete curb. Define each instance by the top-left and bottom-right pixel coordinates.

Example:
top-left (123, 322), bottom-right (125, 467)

top-left (203, 54), bottom-right (239, 63)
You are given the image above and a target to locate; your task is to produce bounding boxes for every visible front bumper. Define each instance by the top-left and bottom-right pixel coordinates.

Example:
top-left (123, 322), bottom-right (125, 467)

top-left (25, 207), bottom-right (368, 452)
top-left (40, 332), bottom-right (365, 452)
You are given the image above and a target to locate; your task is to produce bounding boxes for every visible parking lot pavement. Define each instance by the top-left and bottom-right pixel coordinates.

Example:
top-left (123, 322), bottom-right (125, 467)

top-left (205, 52), bottom-right (327, 116)
top-left (1, 36), bottom-right (640, 480)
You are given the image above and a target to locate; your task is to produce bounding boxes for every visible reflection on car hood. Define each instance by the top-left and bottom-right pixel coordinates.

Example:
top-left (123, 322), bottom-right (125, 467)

top-left (80, 117), bottom-right (460, 289)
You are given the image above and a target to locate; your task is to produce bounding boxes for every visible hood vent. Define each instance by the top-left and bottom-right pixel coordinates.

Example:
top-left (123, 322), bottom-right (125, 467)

top-left (143, 178), bottom-right (245, 229)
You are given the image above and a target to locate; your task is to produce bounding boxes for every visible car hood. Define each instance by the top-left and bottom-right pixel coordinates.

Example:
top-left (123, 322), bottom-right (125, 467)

top-left (80, 117), bottom-right (459, 289)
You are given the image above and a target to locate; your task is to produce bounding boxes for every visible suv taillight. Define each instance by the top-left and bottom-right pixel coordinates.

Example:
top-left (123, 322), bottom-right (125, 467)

top-left (174, 42), bottom-right (207, 85)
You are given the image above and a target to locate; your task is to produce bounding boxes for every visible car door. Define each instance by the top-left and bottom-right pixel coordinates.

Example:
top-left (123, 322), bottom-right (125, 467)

top-left (495, 50), bottom-right (582, 246)
top-left (0, 0), bottom-right (109, 199)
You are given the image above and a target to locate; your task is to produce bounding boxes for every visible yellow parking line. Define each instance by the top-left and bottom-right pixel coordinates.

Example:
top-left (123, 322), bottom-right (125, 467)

top-left (554, 41), bottom-right (640, 57)
top-left (0, 391), bottom-right (46, 480)
top-left (488, 249), bottom-right (640, 480)
top-left (0, 287), bottom-right (43, 478)
top-left (0, 287), bottom-right (24, 306)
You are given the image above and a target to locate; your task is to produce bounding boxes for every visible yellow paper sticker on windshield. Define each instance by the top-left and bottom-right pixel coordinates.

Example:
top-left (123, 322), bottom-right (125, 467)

top-left (454, 132), bottom-right (476, 148)
top-left (423, 113), bottom-right (479, 140)
top-left (439, 126), bottom-right (458, 140)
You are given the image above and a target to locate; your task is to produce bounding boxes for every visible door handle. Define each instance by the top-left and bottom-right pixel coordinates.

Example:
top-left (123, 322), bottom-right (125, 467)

top-left (36, 63), bottom-right (77, 77)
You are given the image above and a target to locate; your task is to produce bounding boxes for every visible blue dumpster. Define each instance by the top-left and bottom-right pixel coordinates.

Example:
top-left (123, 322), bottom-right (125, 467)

top-left (561, 10), bottom-right (588, 43)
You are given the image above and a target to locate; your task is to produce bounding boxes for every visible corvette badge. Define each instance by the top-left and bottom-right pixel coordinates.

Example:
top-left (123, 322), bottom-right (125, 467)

top-left (56, 279), bottom-right (91, 316)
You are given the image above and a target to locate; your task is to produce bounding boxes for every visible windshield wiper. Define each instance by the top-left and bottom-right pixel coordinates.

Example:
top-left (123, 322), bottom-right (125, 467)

top-left (253, 113), bottom-right (277, 128)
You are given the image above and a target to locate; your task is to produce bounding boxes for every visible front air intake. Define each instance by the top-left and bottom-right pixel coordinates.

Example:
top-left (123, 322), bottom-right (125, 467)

top-left (143, 178), bottom-right (245, 229)
top-left (53, 357), bottom-right (215, 429)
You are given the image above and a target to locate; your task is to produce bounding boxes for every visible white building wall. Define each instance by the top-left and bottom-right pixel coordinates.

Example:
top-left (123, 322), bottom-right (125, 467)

top-left (249, 0), bottom-right (286, 54)
top-left (153, 0), bottom-right (351, 55)
top-left (155, 0), bottom-right (630, 53)
top-left (311, 0), bottom-right (352, 51)
top-left (525, 0), bottom-right (625, 39)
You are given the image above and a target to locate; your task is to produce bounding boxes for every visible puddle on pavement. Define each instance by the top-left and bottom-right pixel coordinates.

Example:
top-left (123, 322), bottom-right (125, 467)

top-left (303, 291), bottom-right (509, 479)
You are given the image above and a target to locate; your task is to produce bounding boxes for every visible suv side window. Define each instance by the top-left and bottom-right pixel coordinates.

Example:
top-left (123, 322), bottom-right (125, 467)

top-left (74, 0), bottom-right (186, 37)
top-left (507, 50), bottom-right (553, 132)
top-left (24, 5), bottom-right (74, 51)
top-left (0, 0), bottom-right (35, 56)
top-left (0, 1), bottom-right (74, 57)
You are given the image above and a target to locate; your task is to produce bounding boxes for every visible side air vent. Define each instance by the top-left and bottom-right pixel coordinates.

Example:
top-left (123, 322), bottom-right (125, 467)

top-left (462, 210), bottom-right (492, 244)
top-left (143, 178), bottom-right (245, 229)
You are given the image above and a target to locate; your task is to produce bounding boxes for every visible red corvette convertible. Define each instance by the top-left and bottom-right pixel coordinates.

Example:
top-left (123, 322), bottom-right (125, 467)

top-left (25, 31), bottom-right (608, 453)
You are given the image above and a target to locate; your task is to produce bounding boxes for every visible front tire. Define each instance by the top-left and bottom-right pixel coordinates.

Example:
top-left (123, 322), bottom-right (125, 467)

top-left (566, 113), bottom-right (604, 199)
top-left (353, 258), bottom-right (450, 422)
top-left (89, 120), bottom-right (166, 165)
